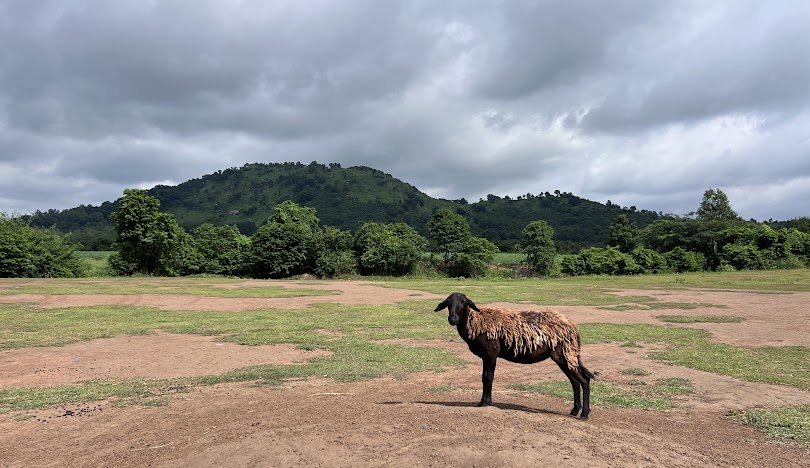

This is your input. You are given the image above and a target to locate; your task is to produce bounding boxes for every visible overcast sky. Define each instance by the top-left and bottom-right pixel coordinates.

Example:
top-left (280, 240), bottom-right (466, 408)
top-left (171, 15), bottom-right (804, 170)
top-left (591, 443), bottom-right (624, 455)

top-left (2, 0), bottom-right (809, 221)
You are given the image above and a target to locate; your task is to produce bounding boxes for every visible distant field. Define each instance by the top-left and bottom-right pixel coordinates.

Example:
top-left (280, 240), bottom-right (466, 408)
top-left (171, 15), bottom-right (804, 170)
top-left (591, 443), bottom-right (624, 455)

top-left (74, 250), bottom-right (113, 276)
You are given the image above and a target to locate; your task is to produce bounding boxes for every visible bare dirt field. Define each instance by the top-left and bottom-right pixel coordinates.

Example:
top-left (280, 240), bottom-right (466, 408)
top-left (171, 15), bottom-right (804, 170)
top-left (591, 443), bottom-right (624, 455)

top-left (2, 281), bottom-right (809, 467)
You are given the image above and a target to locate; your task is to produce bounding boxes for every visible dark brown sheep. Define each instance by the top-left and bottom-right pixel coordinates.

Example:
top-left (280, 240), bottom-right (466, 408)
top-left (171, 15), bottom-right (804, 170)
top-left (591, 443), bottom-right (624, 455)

top-left (435, 292), bottom-right (596, 420)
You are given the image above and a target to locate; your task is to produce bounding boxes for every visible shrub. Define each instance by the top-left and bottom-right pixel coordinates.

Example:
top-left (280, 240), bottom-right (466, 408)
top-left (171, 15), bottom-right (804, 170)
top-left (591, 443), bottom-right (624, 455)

top-left (250, 222), bottom-right (311, 278)
top-left (446, 236), bottom-right (499, 278)
top-left (560, 247), bottom-right (638, 276)
top-left (354, 222), bottom-right (426, 276)
top-left (0, 213), bottom-right (83, 278)
top-left (518, 220), bottom-right (557, 276)
top-left (664, 247), bottom-right (705, 273)
top-left (629, 247), bottom-right (668, 274)
top-left (314, 226), bottom-right (356, 277)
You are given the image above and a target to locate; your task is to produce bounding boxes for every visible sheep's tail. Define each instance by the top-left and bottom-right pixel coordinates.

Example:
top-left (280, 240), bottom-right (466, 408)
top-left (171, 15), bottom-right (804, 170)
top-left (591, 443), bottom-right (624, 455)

top-left (579, 362), bottom-right (597, 380)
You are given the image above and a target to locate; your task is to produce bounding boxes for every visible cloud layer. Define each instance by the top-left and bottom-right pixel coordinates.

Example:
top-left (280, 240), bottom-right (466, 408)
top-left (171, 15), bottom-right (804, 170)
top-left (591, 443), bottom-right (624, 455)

top-left (2, 0), bottom-right (809, 221)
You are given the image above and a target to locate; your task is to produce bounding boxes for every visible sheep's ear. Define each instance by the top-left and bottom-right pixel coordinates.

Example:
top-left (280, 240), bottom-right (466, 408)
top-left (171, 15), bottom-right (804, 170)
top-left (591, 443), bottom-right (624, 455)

top-left (434, 300), bottom-right (448, 312)
top-left (467, 298), bottom-right (480, 312)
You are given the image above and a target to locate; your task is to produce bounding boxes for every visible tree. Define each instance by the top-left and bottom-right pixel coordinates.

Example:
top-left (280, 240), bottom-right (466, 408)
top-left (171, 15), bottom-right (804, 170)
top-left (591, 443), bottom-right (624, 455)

top-left (249, 201), bottom-right (322, 278)
top-left (786, 217), bottom-right (810, 234)
top-left (446, 236), bottom-right (499, 278)
top-left (428, 209), bottom-right (471, 265)
top-left (607, 214), bottom-right (640, 253)
top-left (664, 247), bottom-right (705, 273)
top-left (188, 224), bottom-right (250, 276)
top-left (518, 220), bottom-right (557, 276)
top-left (354, 222), bottom-right (426, 276)
top-left (314, 226), bottom-right (356, 277)
top-left (250, 221), bottom-right (310, 278)
top-left (110, 189), bottom-right (188, 275)
top-left (0, 212), bottom-right (83, 278)
top-left (696, 188), bottom-right (740, 221)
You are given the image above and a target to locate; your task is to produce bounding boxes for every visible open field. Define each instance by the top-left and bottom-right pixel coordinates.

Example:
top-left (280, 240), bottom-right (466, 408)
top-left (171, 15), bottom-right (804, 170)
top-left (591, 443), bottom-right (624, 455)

top-left (2, 272), bottom-right (810, 467)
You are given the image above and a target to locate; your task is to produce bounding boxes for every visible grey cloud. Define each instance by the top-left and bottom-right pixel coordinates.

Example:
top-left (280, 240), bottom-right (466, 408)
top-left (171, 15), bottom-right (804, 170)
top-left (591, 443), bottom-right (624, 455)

top-left (1, 0), bottom-right (809, 221)
top-left (579, 3), bottom-right (810, 132)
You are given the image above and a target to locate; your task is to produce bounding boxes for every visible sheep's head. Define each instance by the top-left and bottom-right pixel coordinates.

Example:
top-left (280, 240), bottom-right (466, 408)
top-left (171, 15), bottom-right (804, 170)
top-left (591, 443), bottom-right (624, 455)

top-left (434, 292), bottom-right (479, 326)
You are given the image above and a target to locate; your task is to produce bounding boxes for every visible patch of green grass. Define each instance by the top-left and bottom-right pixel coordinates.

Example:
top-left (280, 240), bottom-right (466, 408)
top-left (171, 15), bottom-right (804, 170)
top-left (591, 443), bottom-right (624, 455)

top-left (621, 367), bottom-right (651, 376)
top-left (0, 339), bottom-right (465, 413)
top-left (507, 377), bottom-right (693, 411)
top-left (74, 251), bottom-right (114, 277)
top-left (492, 252), bottom-right (527, 265)
top-left (0, 299), bottom-right (458, 350)
top-left (0, 378), bottom-right (192, 412)
top-left (426, 384), bottom-right (459, 393)
top-left (581, 323), bottom-right (810, 390)
top-left (382, 269), bottom-right (810, 296)
top-left (656, 314), bottom-right (744, 323)
top-left (600, 302), bottom-right (727, 311)
top-left (730, 405), bottom-right (810, 447)
top-left (0, 278), bottom-right (338, 299)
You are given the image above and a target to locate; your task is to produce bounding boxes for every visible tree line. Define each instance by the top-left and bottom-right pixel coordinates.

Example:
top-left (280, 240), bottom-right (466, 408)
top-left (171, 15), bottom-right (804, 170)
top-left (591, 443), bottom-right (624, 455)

top-left (2, 187), bottom-right (808, 279)
top-left (559, 189), bottom-right (810, 275)
top-left (104, 189), bottom-right (519, 278)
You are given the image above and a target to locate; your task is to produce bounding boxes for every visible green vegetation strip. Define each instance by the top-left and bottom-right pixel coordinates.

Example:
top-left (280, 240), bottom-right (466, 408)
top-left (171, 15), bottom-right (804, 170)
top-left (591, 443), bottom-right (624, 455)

top-left (0, 338), bottom-right (464, 413)
top-left (581, 323), bottom-right (810, 390)
top-left (0, 300), bottom-right (459, 350)
top-left (507, 378), bottom-right (693, 411)
top-left (382, 269), bottom-right (810, 296)
top-left (656, 314), bottom-right (744, 323)
top-left (0, 280), bottom-right (337, 298)
top-left (730, 406), bottom-right (810, 448)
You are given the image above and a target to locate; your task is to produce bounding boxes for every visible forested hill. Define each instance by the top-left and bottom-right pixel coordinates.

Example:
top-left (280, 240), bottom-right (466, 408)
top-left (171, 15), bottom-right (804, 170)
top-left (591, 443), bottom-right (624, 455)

top-left (28, 161), bottom-right (660, 252)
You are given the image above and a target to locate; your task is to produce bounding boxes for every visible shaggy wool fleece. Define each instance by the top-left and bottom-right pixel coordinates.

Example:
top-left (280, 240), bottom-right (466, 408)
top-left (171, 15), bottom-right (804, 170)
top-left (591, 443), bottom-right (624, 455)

top-left (465, 307), bottom-right (582, 369)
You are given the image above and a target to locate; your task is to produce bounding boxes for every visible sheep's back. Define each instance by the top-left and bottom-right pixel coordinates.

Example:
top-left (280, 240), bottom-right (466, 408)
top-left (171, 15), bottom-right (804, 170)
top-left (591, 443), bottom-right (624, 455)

top-left (467, 307), bottom-right (581, 367)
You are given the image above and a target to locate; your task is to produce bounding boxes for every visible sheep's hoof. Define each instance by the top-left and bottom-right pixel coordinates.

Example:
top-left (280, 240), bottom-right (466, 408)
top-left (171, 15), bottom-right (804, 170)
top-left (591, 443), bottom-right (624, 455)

top-left (477, 400), bottom-right (492, 407)
top-left (580, 412), bottom-right (590, 421)
top-left (570, 407), bottom-right (581, 417)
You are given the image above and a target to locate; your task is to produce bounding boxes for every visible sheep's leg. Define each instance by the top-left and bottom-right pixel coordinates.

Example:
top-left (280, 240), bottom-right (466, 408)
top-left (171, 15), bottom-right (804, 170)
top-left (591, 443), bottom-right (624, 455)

top-left (478, 356), bottom-right (497, 407)
top-left (556, 362), bottom-right (581, 417)
top-left (571, 368), bottom-right (591, 421)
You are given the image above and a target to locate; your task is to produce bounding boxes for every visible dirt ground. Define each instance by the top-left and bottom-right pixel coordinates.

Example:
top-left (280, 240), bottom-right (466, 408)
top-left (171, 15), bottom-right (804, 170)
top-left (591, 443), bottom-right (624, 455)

top-left (2, 281), bottom-right (809, 467)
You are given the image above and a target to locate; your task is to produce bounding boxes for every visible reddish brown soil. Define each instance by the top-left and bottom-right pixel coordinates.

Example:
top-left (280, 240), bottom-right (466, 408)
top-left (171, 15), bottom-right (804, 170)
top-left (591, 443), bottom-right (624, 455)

top-left (1, 281), bottom-right (809, 467)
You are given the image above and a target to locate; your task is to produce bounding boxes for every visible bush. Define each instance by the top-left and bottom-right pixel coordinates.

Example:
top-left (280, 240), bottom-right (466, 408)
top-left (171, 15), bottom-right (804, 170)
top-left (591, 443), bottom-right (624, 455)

top-left (518, 220), bottom-right (556, 276)
top-left (314, 226), bottom-right (356, 277)
top-left (560, 247), bottom-right (638, 276)
top-left (187, 224), bottom-right (250, 276)
top-left (354, 222), bottom-right (426, 276)
top-left (629, 247), bottom-right (668, 274)
top-left (250, 222), bottom-right (311, 278)
top-left (722, 243), bottom-right (766, 270)
top-left (446, 236), bottom-right (499, 278)
top-left (664, 247), bottom-right (705, 273)
top-left (0, 214), bottom-right (83, 278)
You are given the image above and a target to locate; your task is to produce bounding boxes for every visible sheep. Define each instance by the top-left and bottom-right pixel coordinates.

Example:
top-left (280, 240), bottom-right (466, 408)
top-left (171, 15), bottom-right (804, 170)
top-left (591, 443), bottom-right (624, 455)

top-left (434, 292), bottom-right (596, 420)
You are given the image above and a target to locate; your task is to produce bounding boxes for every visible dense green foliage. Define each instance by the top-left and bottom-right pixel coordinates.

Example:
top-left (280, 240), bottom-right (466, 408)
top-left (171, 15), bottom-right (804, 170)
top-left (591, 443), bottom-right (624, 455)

top-left (110, 189), bottom-right (189, 276)
top-left (182, 224), bottom-right (250, 276)
top-left (427, 209), bottom-right (470, 264)
top-left (353, 222), bottom-right (426, 276)
top-left (557, 190), bottom-right (810, 276)
top-left (27, 162), bottom-right (658, 252)
top-left (428, 209), bottom-right (498, 277)
top-left (607, 214), bottom-right (640, 253)
top-left (0, 213), bottom-right (83, 278)
top-left (518, 220), bottom-right (557, 275)
top-left (695, 188), bottom-right (740, 221)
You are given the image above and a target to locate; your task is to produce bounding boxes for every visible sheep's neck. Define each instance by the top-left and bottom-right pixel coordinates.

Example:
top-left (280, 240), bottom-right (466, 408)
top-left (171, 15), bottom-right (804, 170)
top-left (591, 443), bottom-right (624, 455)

top-left (455, 308), bottom-right (472, 343)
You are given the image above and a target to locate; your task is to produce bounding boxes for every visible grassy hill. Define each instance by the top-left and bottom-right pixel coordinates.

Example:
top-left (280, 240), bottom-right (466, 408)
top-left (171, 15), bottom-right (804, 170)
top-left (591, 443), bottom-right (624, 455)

top-left (28, 162), bottom-right (660, 252)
